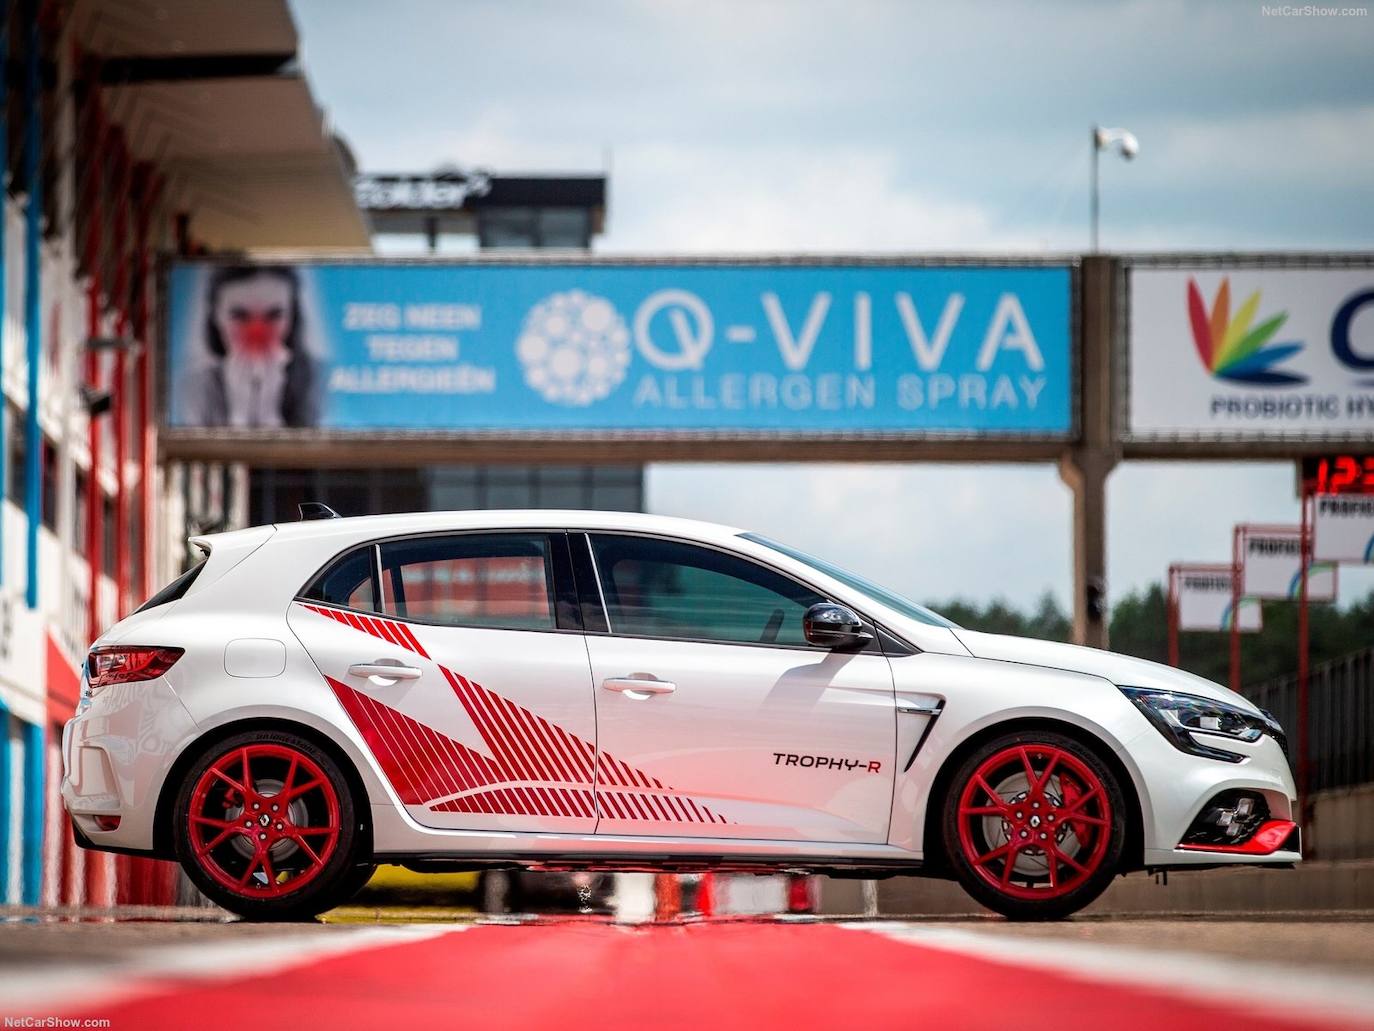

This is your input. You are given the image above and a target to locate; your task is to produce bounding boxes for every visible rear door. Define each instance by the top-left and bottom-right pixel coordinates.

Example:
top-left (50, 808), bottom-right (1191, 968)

top-left (288, 530), bottom-right (598, 833)
top-left (580, 532), bottom-right (897, 843)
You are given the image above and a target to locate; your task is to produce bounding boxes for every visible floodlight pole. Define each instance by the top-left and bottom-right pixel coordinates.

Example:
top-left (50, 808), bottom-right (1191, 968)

top-left (1090, 126), bottom-right (1101, 253)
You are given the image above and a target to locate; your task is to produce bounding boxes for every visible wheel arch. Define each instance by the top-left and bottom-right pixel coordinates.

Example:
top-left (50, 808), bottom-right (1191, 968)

top-left (919, 716), bottom-right (1145, 878)
top-left (152, 716), bottom-right (374, 861)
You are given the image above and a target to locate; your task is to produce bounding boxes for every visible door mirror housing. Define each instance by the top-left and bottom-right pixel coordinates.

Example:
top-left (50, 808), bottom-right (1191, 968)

top-left (803, 603), bottom-right (873, 649)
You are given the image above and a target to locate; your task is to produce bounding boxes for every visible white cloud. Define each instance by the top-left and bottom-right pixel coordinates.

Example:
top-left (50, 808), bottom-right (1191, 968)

top-left (1145, 105), bottom-right (1374, 188)
top-left (603, 144), bottom-right (1039, 253)
top-left (647, 463), bottom-right (1071, 609)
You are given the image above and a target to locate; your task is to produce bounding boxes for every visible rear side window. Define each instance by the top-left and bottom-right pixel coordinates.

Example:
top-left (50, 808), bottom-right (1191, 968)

top-left (136, 558), bottom-right (207, 613)
top-left (301, 546), bottom-right (377, 611)
top-left (377, 533), bottom-right (556, 631)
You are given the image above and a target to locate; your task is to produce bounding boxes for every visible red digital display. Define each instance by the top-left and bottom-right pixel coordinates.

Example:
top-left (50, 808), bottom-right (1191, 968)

top-left (1300, 455), bottom-right (1374, 495)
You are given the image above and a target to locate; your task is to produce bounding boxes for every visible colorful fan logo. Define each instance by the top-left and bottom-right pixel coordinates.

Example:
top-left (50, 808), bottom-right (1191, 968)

top-left (1187, 277), bottom-right (1306, 385)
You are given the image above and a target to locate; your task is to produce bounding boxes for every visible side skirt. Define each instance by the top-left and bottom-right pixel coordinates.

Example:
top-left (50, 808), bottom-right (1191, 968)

top-left (376, 851), bottom-right (925, 878)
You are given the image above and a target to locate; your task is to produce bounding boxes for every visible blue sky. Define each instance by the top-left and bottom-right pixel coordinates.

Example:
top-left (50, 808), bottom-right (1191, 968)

top-left (291, 0), bottom-right (1374, 611)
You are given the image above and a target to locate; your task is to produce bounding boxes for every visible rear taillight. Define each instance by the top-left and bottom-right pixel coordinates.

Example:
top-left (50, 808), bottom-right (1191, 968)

top-left (86, 646), bottom-right (184, 693)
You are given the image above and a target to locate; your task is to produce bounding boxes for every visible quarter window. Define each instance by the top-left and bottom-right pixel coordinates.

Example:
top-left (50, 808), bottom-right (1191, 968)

top-left (377, 533), bottom-right (556, 631)
top-left (301, 546), bottom-right (377, 611)
top-left (588, 534), bottom-right (824, 646)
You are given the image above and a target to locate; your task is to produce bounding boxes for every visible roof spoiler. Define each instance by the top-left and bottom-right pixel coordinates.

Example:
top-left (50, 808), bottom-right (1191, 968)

top-left (298, 502), bottom-right (340, 521)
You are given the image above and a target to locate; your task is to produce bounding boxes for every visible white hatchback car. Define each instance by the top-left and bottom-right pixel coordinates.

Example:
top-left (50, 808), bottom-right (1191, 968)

top-left (63, 509), bottom-right (1299, 920)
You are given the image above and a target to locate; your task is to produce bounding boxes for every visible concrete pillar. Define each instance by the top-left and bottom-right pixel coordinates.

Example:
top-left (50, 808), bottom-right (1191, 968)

top-left (1060, 256), bottom-right (1119, 649)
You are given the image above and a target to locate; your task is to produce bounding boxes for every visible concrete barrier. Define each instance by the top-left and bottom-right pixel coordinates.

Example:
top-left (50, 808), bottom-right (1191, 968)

top-left (1308, 783), bottom-right (1374, 861)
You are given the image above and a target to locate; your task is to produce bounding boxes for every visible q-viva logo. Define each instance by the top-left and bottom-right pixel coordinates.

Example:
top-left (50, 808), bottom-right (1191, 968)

top-left (1187, 277), bottom-right (1306, 386)
top-left (516, 290), bottom-right (632, 406)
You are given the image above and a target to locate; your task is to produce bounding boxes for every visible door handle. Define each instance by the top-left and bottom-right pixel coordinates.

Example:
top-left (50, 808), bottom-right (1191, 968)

top-left (602, 675), bottom-right (676, 700)
top-left (348, 660), bottom-right (422, 684)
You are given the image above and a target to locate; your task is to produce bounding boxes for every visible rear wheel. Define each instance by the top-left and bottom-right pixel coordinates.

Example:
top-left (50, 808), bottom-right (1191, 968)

top-left (174, 730), bottom-right (362, 921)
top-left (941, 730), bottom-right (1125, 920)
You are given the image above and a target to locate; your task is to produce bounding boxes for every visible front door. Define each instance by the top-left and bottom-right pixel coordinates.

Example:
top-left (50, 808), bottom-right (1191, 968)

top-left (581, 533), bottom-right (896, 843)
top-left (289, 530), bottom-right (598, 834)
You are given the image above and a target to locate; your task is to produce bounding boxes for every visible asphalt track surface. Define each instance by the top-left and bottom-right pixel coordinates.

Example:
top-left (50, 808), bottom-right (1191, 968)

top-left (2, 913), bottom-right (1373, 1030)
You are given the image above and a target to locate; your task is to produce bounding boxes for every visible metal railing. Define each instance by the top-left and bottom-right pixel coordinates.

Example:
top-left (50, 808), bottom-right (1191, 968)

top-left (1249, 647), bottom-right (1374, 793)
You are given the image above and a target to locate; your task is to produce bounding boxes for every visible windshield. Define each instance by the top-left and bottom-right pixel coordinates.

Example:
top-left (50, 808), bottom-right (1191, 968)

top-left (740, 533), bottom-right (958, 629)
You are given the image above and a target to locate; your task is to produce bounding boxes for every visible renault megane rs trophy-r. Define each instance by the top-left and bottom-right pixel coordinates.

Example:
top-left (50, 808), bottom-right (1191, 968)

top-left (63, 508), bottom-right (1297, 920)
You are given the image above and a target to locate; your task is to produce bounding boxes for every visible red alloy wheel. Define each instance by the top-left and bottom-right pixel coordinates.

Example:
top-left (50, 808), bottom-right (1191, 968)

top-left (955, 743), bottom-right (1113, 901)
top-left (187, 743), bottom-right (341, 899)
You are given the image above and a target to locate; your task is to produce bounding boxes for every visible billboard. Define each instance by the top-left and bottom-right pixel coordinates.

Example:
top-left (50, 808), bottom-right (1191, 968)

top-left (1313, 495), bottom-right (1374, 563)
top-left (1174, 565), bottom-right (1262, 633)
top-left (1236, 525), bottom-right (1337, 601)
top-left (165, 261), bottom-right (1072, 437)
top-left (1127, 264), bottom-right (1374, 440)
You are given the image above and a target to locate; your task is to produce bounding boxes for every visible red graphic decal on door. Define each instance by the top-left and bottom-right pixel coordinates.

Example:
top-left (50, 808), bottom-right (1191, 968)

top-left (303, 604), bottom-right (430, 659)
top-left (309, 605), bottom-right (726, 823)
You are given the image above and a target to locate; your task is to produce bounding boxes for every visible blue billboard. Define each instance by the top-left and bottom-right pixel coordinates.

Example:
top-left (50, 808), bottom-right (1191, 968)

top-left (166, 262), bottom-right (1072, 436)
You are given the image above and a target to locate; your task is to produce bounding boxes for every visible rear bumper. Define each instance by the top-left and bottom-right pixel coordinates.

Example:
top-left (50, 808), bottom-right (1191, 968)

top-left (61, 677), bottom-right (200, 853)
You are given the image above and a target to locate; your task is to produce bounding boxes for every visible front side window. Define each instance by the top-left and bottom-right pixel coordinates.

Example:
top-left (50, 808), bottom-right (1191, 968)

top-left (589, 534), bottom-right (823, 647)
top-left (740, 532), bottom-right (957, 629)
top-left (377, 533), bottom-right (555, 631)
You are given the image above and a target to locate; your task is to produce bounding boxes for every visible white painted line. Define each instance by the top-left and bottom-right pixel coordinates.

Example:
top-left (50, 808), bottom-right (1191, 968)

top-left (0, 923), bottom-right (468, 1015)
top-left (845, 922), bottom-right (1374, 1026)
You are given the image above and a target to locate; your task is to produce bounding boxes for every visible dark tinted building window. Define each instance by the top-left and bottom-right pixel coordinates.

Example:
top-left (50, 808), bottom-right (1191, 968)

top-left (6, 404), bottom-right (24, 506)
top-left (250, 465), bottom-right (643, 525)
top-left (103, 495), bottom-right (116, 576)
top-left (40, 438), bottom-right (57, 531)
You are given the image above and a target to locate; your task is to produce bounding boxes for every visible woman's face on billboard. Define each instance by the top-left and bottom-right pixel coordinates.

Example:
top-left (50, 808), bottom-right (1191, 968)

top-left (213, 274), bottom-right (293, 358)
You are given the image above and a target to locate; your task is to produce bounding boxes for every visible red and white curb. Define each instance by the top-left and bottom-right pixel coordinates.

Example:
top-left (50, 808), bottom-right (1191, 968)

top-left (848, 922), bottom-right (1374, 1028)
top-left (0, 924), bottom-right (467, 1015)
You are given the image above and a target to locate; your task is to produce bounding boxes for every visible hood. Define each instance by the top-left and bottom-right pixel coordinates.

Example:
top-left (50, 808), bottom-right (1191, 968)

top-left (951, 629), bottom-right (1263, 715)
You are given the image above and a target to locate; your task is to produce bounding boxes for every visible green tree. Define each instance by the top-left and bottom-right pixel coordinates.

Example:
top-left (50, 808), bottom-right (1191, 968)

top-left (929, 585), bottom-right (1373, 691)
top-left (1106, 584), bottom-right (1374, 688)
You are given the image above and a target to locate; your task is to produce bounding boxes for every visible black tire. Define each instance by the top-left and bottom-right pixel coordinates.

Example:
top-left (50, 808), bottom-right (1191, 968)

top-left (338, 862), bottom-right (379, 903)
top-left (940, 729), bottom-right (1126, 921)
top-left (174, 729), bottom-right (364, 921)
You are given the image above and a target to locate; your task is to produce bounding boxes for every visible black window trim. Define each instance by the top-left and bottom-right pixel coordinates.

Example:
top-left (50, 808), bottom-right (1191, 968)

top-left (293, 525), bottom-right (919, 653)
top-left (295, 528), bottom-right (582, 636)
top-left (579, 529), bottom-right (916, 656)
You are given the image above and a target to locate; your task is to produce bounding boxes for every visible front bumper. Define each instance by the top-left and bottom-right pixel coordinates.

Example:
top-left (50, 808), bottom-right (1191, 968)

top-left (1132, 724), bottom-right (1301, 867)
top-left (61, 676), bottom-right (201, 854)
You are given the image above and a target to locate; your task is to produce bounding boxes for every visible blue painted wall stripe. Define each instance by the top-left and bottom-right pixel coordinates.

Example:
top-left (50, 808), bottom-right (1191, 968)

top-left (0, 701), bottom-right (11, 903)
top-left (22, 0), bottom-right (42, 609)
top-left (21, 720), bottom-right (43, 905)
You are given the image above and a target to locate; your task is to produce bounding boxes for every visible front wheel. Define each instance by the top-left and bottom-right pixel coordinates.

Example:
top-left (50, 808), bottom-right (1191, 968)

top-left (941, 730), bottom-right (1126, 920)
top-left (174, 730), bottom-right (363, 921)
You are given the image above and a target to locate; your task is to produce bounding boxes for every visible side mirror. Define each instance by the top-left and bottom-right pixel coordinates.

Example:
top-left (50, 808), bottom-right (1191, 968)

top-left (803, 603), bottom-right (873, 649)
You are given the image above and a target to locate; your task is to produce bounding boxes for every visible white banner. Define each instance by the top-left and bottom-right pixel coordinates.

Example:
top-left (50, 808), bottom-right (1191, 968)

top-left (1238, 526), bottom-right (1338, 601)
top-left (1313, 495), bottom-right (1374, 563)
top-left (1175, 566), bottom-right (1262, 633)
top-left (1128, 266), bottom-right (1374, 440)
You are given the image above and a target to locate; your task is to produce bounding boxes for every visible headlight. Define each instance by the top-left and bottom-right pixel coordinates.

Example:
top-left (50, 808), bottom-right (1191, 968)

top-left (1121, 687), bottom-right (1286, 763)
